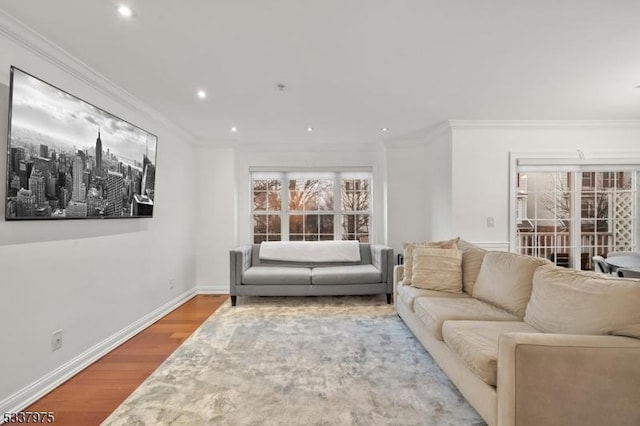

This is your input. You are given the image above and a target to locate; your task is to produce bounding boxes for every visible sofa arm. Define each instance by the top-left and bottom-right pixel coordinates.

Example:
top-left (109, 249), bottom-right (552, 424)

top-left (393, 265), bottom-right (404, 289)
top-left (229, 245), bottom-right (253, 293)
top-left (497, 332), bottom-right (640, 426)
top-left (369, 245), bottom-right (394, 287)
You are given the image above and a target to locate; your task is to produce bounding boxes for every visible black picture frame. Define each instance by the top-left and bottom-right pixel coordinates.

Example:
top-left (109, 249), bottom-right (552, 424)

top-left (5, 66), bottom-right (158, 220)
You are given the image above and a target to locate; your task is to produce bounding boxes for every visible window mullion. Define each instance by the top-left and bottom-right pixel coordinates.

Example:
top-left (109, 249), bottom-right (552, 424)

top-left (335, 173), bottom-right (342, 240)
top-left (282, 177), bottom-right (289, 241)
top-left (571, 172), bottom-right (581, 269)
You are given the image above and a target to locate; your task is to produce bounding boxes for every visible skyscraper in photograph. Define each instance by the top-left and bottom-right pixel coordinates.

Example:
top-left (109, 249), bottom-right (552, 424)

top-left (17, 188), bottom-right (35, 217)
top-left (39, 144), bottom-right (49, 158)
top-left (141, 155), bottom-right (155, 200)
top-left (28, 168), bottom-right (46, 208)
top-left (72, 155), bottom-right (85, 202)
top-left (95, 129), bottom-right (103, 177)
top-left (10, 147), bottom-right (24, 174)
top-left (106, 171), bottom-right (124, 216)
top-left (67, 201), bottom-right (87, 218)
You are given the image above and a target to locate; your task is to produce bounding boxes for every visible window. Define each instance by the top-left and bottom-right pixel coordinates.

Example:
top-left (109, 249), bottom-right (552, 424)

top-left (288, 178), bottom-right (334, 241)
top-left (514, 162), bottom-right (639, 270)
top-left (341, 178), bottom-right (370, 242)
top-left (251, 172), bottom-right (371, 243)
top-left (252, 179), bottom-right (282, 242)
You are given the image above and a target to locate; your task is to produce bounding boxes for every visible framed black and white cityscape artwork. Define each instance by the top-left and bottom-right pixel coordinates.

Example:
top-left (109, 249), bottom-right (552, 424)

top-left (5, 66), bottom-right (158, 220)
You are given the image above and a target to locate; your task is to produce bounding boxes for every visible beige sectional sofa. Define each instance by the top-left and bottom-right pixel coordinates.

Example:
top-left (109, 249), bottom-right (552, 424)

top-left (394, 241), bottom-right (640, 426)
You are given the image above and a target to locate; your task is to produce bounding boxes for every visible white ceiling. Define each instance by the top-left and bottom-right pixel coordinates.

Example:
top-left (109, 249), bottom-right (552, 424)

top-left (1, 0), bottom-right (640, 145)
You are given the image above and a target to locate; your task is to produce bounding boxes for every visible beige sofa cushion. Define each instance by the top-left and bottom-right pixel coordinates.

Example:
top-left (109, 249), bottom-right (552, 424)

top-left (442, 320), bottom-right (541, 386)
top-left (460, 247), bottom-right (487, 294)
top-left (402, 237), bottom-right (459, 285)
top-left (472, 252), bottom-right (549, 318)
top-left (396, 283), bottom-right (470, 311)
top-left (411, 247), bottom-right (463, 293)
top-left (524, 265), bottom-right (640, 338)
top-left (413, 297), bottom-right (519, 341)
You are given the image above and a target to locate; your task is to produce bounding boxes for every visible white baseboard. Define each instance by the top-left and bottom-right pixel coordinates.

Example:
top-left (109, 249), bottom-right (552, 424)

top-left (0, 288), bottom-right (197, 418)
top-left (197, 285), bottom-right (229, 294)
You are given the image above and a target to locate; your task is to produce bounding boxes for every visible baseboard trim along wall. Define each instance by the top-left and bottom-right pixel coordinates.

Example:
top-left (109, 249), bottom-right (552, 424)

top-left (0, 288), bottom-right (197, 417)
top-left (197, 285), bottom-right (230, 294)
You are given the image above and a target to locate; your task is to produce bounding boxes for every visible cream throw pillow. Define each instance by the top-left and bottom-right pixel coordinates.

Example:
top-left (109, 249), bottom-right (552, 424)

top-left (403, 237), bottom-right (459, 285)
top-left (411, 247), bottom-right (463, 293)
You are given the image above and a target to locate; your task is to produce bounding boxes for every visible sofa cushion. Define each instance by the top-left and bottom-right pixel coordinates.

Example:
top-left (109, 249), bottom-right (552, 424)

top-left (459, 245), bottom-right (487, 294)
top-left (472, 252), bottom-right (549, 318)
top-left (402, 237), bottom-right (460, 285)
top-left (242, 266), bottom-right (311, 285)
top-left (413, 297), bottom-right (519, 341)
top-left (442, 320), bottom-right (541, 386)
top-left (411, 247), bottom-right (463, 293)
top-left (311, 265), bottom-right (381, 285)
top-left (524, 265), bottom-right (640, 338)
top-left (396, 283), bottom-right (470, 311)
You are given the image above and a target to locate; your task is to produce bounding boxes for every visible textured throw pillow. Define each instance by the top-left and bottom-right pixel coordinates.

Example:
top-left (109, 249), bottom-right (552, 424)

top-left (472, 252), bottom-right (549, 318)
top-left (525, 265), bottom-right (640, 338)
top-left (411, 247), bottom-right (463, 293)
top-left (402, 237), bottom-right (460, 285)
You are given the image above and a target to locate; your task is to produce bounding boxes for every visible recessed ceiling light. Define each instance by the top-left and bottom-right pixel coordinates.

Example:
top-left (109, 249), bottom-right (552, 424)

top-left (117, 5), bottom-right (133, 17)
top-left (307, 127), bottom-right (313, 132)
top-left (197, 90), bottom-right (206, 99)
top-left (231, 127), bottom-right (237, 132)
top-left (381, 127), bottom-right (389, 132)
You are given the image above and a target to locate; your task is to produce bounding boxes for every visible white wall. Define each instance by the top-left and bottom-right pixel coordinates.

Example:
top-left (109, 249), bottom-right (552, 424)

top-left (194, 146), bottom-right (237, 291)
top-left (450, 122), bottom-right (640, 249)
top-left (0, 29), bottom-right (197, 411)
top-left (384, 126), bottom-right (454, 254)
top-left (385, 143), bottom-right (429, 253)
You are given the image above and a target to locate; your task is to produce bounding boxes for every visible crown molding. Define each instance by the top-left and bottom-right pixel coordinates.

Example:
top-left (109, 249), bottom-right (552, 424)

top-left (0, 10), bottom-right (196, 143)
top-left (448, 120), bottom-right (640, 130)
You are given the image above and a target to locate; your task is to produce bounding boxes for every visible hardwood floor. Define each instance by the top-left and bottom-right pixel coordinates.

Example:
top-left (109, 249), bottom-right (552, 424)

top-left (25, 295), bottom-right (228, 426)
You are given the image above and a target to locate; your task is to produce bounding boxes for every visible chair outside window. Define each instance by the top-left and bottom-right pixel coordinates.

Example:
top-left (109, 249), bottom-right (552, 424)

top-left (592, 255), bottom-right (611, 274)
top-left (617, 268), bottom-right (640, 278)
top-left (606, 251), bottom-right (640, 258)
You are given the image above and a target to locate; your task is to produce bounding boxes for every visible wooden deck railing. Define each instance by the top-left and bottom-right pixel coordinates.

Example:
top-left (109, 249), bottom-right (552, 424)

top-left (517, 231), bottom-right (613, 269)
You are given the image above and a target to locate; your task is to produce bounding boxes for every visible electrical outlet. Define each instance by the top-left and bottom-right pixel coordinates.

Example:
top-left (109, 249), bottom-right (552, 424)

top-left (169, 279), bottom-right (175, 291)
top-left (51, 329), bottom-right (63, 351)
top-left (486, 216), bottom-right (495, 228)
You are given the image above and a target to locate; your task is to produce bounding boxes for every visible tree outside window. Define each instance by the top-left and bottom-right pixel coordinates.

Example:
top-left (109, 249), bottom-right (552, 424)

top-left (251, 173), bottom-right (371, 242)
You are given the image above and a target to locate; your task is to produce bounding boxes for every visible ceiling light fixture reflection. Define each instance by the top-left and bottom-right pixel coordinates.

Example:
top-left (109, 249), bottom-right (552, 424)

top-left (307, 127), bottom-right (313, 132)
top-left (117, 5), bottom-right (133, 17)
top-left (231, 127), bottom-right (237, 132)
top-left (197, 90), bottom-right (206, 99)
top-left (381, 127), bottom-right (389, 132)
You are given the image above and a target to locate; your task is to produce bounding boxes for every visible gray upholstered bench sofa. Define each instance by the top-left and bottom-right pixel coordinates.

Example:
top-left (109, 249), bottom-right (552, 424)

top-left (229, 242), bottom-right (393, 306)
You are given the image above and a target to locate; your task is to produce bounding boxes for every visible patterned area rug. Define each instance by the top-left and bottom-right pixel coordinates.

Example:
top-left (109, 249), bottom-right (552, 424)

top-left (102, 296), bottom-right (485, 426)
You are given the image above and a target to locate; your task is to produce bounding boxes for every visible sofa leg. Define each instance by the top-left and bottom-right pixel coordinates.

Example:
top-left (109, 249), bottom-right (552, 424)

top-left (231, 296), bottom-right (237, 306)
top-left (386, 294), bottom-right (392, 304)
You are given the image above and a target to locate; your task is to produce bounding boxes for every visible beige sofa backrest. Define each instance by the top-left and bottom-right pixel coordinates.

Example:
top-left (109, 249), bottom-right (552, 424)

top-left (472, 252), bottom-right (550, 318)
top-left (525, 265), bottom-right (640, 338)
top-left (458, 240), bottom-right (487, 294)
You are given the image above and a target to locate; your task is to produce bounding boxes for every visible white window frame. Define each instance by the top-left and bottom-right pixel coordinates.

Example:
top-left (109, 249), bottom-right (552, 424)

top-left (509, 153), bottom-right (640, 268)
top-left (251, 169), bottom-right (372, 242)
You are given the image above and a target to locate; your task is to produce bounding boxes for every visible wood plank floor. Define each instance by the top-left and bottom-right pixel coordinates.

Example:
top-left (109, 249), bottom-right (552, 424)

top-left (25, 295), bottom-right (228, 426)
